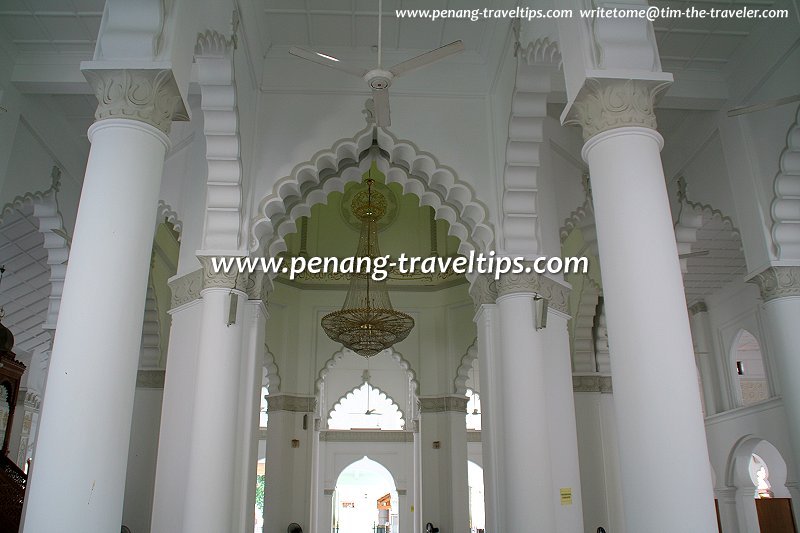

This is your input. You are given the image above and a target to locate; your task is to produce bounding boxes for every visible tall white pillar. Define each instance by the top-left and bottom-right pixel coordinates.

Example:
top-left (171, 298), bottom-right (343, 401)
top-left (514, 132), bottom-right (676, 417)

top-left (688, 301), bottom-right (722, 415)
top-left (495, 274), bottom-right (557, 532)
top-left (182, 259), bottom-right (248, 533)
top-left (418, 395), bottom-right (470, 533)
top-left (21, 69), bottom-right (183, 533)
top-left (398, 490), bottom-right (411, 533)
top-left (264, 394), bottom-right (316, 532)
top-left (750, 267), bottom-right (800, 467)
top-left (564, 79), bottom-right (718, 532)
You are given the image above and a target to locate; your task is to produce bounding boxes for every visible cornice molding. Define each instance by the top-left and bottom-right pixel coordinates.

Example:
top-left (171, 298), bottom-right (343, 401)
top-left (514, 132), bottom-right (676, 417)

top-left (198, 256), bottom-right (249, 292)
top-left (136, 369), bottom-right (165, 389)
top-left (469, 274), bottom-right (497, 308)
top-left (82, 68), bottom-right (187, 134)
top-left (688, 301), bottom-right (708, 316)
top-left (267, 394), bottom-right (316, 413)
top-left (496, 271), bottom-right (570, 314)
top-left (563, 78), bottom-right (671, 141)
top-left (419, 395), bottom-right (469, 413)
top-left (572, 374), bottom-right (613, 393)
top-left (748, 266), bottom-right (800, 302)
top-left (319, 430), bottom-right (414, 443)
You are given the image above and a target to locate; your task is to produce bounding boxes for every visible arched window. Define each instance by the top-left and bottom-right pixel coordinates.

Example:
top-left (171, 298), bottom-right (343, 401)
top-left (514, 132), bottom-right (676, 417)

top-left (732, 330), bottom-right (768, 406)
top-left (749, 453), bottom-right (773, 499)
top-left (465, 389), bottom-right (481, 431)
top-left (328, 383), bottom-right (404, 430)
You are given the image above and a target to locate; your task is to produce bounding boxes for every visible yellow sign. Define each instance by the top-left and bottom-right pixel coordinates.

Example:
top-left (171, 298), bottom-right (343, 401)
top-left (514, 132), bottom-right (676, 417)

top-left (560, 488), bottom-right (572, 505)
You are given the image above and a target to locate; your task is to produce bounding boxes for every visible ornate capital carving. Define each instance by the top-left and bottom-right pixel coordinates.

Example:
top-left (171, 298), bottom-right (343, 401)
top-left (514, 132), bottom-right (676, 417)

top-left (469, 274), bottom-right (497, 308)
top-left (749, 266), bottom-right (800, 302)
top-left (136, 369), bottom-right (166, 388)
top-left (266, 394), bottom-right (316, 413)
top-left (169, 269), bottom-right (203, 309)
top-left (198, 256), bottom-right (250, 292)
top-left (496, 270), bottom-right (570, 314)
top-left (572, 375), bottom-right (613, 393)
top-left (563, 78), bottom-right (671, 141)
top-left (82, 68), bottom-right (188, 134)
top-left (688, 301), bottom-right (708, 316)
top-left (419, 395), bottom-right (469, 413)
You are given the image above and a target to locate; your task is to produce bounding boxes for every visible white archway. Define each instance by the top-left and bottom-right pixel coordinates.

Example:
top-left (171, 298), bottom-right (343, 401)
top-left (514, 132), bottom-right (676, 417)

top-left (730, 329), bottom-right (769, 407)
top-left (333, 456), bottom-right (399, 533)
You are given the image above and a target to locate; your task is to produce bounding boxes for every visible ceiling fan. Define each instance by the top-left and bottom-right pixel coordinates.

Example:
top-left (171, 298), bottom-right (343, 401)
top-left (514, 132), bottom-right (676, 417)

top-left (349, 369), bottom-right (382, 416)
top-left (288, 0), bottom-right (464, 127)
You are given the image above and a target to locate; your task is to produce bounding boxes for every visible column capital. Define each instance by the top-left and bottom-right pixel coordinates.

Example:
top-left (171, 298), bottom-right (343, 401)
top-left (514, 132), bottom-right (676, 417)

top-left (562, 78), bottom-right (671, 142)
top-left (748, 266), bottom-right (800, 302)
top-left (418, 395), bottom-right (469, 413)
top-left (572, 374), bottom-right (613, 393)
top-left (198, 256), bottom-right (249, 293)
top-left (496, 270), bottom-right (570, 314)
top-left (688, 301), bottom-right (709, 316)
top-left (266, 394), bottom-right (316, 413)
top-left (469, 274), bottom-right (497, 308)
top-left (82, 67), bottom-right (189, 134)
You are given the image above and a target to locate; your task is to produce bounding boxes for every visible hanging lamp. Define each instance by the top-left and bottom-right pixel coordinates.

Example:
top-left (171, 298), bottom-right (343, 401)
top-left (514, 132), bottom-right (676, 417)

top-left (321, 176), bottom-right (414, 357)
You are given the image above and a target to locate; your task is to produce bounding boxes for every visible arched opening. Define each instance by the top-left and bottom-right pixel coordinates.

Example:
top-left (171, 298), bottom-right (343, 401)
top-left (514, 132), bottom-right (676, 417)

top-left (465, 389), bottom-right (481, 431)
top-left (333, 457), bottom-right (399, 533)
top-left (329, 381), bottom-right (405, 431)
top-left (731, 330), bottom-right (769, 407)
top-left (728, 437), bottom-right (797, 532)
top-left (467, 460), bottom-right (486, 533)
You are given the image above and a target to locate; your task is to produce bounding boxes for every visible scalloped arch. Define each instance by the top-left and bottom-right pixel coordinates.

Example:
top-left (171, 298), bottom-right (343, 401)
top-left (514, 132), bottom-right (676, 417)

top-left (250, 126), bottom-right (495, 280)
top-left (771, 104), bottom-right (800, 259)
top-left (327, 382), bottom-right (406, 429)
top-left (454, 339), bottom-right (478, 395)
top-left (263, 344), bottom-right (281, 392)
top-left (156, 200), bottom-right (183, 236)
top-left (315, 347), bottom-right (418, 396)
top-left (518, 37), bottom-right (562, 67)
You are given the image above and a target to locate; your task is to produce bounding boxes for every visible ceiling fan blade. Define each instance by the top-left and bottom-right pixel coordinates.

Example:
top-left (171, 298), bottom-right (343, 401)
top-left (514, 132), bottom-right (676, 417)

top-left (372, 88), bottom-right (391, 127)
top-left (288, 46), bottom-right (367, 77)
top-left (678, 250), bottom-right (710, 259)
top-left (389, 40), bottom-right (465, 77)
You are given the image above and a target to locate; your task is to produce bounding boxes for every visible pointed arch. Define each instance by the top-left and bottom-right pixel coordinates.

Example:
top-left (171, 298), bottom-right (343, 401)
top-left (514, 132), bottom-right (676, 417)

top-left (316, 347), bottom-right (418, 396)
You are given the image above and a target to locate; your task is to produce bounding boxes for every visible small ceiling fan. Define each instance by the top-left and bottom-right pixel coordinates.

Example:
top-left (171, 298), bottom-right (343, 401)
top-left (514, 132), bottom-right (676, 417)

top-left (288, 0), bottom-right (464, 127)
top-left (349, 370), bottom-right (382, 416)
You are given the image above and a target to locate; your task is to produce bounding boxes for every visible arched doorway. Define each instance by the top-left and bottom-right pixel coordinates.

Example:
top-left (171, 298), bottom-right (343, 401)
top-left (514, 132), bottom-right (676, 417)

top-left (467, 461), bottom-right (485, 533)
top-left (333, 457), bottom-right (399, 533)
top-left (731, 330), bottom-right (769, 407)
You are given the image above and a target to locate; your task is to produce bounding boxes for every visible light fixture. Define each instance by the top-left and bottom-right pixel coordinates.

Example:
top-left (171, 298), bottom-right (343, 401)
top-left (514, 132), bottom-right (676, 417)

top-left (321, 175), bottom-right (414, 357)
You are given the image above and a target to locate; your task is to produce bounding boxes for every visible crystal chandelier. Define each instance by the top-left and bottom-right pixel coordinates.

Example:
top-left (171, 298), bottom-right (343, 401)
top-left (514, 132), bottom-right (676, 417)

top-left (321, 177), bottom-right (414, 357)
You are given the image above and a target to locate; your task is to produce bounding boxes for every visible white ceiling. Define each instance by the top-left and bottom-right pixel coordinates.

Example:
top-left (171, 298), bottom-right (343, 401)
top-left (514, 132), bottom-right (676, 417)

top-left (0, 202), bottom-right (52, 355)
top-left (0, 0), bottom-right (103, 55)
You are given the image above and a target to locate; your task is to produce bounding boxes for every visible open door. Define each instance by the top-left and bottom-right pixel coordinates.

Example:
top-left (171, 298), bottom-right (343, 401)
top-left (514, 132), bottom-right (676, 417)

top-left (756, 498), bottom-right (798, 533)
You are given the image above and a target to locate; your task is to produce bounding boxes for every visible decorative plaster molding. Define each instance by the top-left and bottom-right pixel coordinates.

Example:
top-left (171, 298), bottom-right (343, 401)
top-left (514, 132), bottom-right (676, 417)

top-left (771, 104), bottom-right (800, 259)
top-left (198, 256), bottom-right (249, 292)
top-left (251, 126), bottom-right (494, 293)
top-left (500, 58), bottom-right (553, 255)
top-left (32, 177), bottom-right (70, 331)
top-left (570, 286), bottom-right (600, 373)
top-left (496, 271), bottom-right (570, 314)
top-left (195, 30), bottom-right (245, 254)
top-left (263, 344), bottom-right (281, 392)
top-left (136, 369), bottom-right (165, 388)
top-left (168, 269), bottom-right (203, 309)
top-left (266, 394), bottom-right (316, 413)
top-left (419, 395), bottom-right (469, 413)
top-left (156, 200), bottom-right (182, 236)
top-left (469, 274), bottom-right (497, 308)
top-left (518, 37), bottom-right (562, 67)
top-left (572, 375), bottom-right (613, 393)
top-left (97, 0), bottom-right (164, 59)
top-left (315, 348), bottom-right (419, 398)
top-left (748, 266), bottom-right (800, 302)
top-left (22, 389), bottom-right (41, 410)
top-left (688, 301), bottom-right (708, 316)
top-left (82, 68), bottom-right (187, 134)
top-left (454, 339), bottom-right (479, 396)
top-left (319, 430), bottom-right (414, 443)
top-left (563, 78), bottom-right (671, 141)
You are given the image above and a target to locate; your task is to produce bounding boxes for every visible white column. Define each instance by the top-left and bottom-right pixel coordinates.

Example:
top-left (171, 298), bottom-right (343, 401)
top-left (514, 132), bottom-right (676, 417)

top-left (182, 260), bottom-right (248, 533)
top-left (495, 275), bottom-right (557, 532)
top-left (564, 79), bottom-right (718, 532)
top-left (750, 267), bottom-right (800, 467)
top-left (264, 395), bottom-right (316, 533)
top-left (688, 301), bottom-right (722, 415)
top-left (321, 489), bottom-right (335, 533)
top-left (398, 490), bottom-right (410, 533)
top-left (418, 396), bottom-right (470, 533)
top-left (21, 68), bottom-right (181, 532)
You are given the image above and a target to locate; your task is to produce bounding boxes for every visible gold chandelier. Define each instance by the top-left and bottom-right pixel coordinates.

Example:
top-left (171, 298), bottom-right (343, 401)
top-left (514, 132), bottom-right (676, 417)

top-left (321, 177), bottom-right (414, 357)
